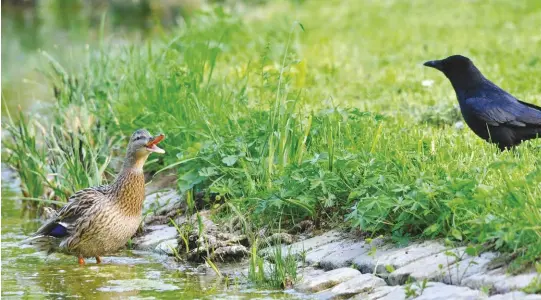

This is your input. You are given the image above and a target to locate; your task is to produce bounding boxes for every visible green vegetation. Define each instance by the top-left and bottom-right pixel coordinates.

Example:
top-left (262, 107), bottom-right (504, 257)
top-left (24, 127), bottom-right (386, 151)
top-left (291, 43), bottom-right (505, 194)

top-left (3, 0), bottom-right (541, 276)
top-left (249, 241), bottom-right (298, 289)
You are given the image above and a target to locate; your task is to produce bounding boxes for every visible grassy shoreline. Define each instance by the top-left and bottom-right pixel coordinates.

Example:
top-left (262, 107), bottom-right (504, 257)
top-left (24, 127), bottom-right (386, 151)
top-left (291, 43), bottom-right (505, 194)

top-left (3, 0), bottom-right (541, 271)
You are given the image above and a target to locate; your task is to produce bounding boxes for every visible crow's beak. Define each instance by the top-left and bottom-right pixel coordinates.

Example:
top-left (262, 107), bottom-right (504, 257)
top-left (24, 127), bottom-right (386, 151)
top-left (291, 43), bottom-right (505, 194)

top-left (423, 60), bottom-right (443, 71)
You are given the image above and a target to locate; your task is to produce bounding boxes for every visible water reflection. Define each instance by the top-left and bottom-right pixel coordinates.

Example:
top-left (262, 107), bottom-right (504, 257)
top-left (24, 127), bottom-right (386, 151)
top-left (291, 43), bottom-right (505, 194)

top-left (1, 0), bottom-right (196, 116)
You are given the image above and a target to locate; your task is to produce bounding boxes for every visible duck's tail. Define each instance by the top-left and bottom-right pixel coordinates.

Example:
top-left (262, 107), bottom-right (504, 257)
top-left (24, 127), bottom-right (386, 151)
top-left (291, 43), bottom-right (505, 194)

top-left (19, 235), bottom-right (61, 254)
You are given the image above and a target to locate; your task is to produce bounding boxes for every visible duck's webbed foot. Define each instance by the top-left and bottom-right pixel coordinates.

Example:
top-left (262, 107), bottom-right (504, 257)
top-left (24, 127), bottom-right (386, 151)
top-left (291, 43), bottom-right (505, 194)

top-left (78, 256), bottom-right (85, 266)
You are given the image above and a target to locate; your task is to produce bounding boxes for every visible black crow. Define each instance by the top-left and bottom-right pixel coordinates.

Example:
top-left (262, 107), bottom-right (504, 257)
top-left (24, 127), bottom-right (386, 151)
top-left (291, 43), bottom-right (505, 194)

top-left (424, 55), bottom-right (541, 150)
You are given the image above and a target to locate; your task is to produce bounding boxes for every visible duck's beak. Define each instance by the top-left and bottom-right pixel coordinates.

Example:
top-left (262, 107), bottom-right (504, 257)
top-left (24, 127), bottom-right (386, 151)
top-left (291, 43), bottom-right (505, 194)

top-left (146, 134), bottom-right (165, 154)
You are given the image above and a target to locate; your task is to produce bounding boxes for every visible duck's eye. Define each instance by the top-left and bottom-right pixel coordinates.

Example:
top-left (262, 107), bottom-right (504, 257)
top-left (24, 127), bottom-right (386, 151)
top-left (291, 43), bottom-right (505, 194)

top-left (133, 136), bottom-right (145, 141)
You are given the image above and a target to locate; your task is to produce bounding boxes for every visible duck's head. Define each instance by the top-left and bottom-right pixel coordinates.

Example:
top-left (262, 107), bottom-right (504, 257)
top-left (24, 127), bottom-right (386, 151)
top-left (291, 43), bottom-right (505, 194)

top-left (125, 129), bottom-right (165, 169)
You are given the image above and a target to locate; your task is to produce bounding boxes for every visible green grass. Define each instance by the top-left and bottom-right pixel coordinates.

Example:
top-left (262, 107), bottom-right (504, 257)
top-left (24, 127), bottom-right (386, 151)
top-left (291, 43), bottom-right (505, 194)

top-left (3, 0), bottom-right (541, 272)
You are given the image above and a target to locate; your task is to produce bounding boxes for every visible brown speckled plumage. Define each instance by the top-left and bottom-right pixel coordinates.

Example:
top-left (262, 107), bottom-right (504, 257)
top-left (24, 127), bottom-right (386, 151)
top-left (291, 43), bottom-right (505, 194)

top-left (22, 129), bottom-right (165, 264)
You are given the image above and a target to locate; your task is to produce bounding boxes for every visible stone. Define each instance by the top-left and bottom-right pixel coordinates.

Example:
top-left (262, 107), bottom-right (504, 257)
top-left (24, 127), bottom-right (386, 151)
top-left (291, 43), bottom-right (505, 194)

top-left (318, 240), bottom-right (376, 270)
top-left (262, 230), bottom-right (343, 258)
top-left (300, 266), bottom-right (326, 279)
top-left (315, 274), bottom-right (387, 299)
top-left (143, 188), bottom-right (182, 215)
top-left (441, 252), bottom-right (499, 285)
top-left (379, 282), bottom-right (483, 300)
top-left (351, 243), bottom-right (399, 274)
top-left (210, 245), bottom-right (249, 262)
top-left (488, 291), bottom-right (541, 300)
top-left (188, 211), bottom-right (218, 234)
top-left (388, 247), bottom-right (465, 285)
top-left (351, 240), bottom-right (447, 275)
top-left (350, 286), bottom-right (398, 300)
top-left (145, 172), bottom-right (177, 195)
top-left (462, 268), bottom-right (540, 294)
top-left (155, 239), bottom-right (179, 256)
top-left (295, 267), bottom-right (361, 293)
top-left (133, 225), bottom-right (178, 250)
top-left (305, 241), bottom-right (346, 265)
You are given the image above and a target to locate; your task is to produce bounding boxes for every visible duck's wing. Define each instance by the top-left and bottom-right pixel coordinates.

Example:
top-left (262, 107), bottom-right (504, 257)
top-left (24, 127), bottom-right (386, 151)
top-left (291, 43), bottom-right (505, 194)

top-left (22, 186), bottom-right (109, 252)
top-left (41, 187), bottom-right (109, 236)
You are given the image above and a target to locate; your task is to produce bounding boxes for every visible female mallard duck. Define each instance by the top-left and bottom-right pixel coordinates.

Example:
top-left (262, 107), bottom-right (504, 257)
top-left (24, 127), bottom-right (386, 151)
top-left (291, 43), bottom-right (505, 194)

top-left (22, 129), bottom-right (165, 265)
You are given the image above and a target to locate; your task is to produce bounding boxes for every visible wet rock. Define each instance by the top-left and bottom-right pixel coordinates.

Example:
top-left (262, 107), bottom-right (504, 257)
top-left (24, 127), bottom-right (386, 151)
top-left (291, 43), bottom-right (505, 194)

top-left (388, 247), bottom-right (466, 285)
top-left (132, 225), bottom-right (178, 250)
top-left (379, 281), bottom-right (483, 300)
top-left (350, 286), bottom-right (399, 300)
top-left (462, 267), bottom-right (540, 294)
top-left (316, 273), bottom-right (387, 299)
top-left (295, 267), bottom-right (361, 293)
top-left (155, 239), bottom-right (179, 256)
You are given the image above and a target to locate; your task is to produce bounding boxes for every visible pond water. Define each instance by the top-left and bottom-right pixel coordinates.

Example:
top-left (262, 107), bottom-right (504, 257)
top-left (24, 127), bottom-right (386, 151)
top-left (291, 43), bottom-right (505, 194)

top-left (1, 2), bottom-right (306, 299)
top-left (1, 167), bottom-right (307, 299)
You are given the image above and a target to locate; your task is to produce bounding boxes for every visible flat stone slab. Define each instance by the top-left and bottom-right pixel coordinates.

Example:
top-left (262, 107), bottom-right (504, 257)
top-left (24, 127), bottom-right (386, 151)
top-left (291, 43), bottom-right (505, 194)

top-left (316, 273), bottom-right (387, 299)
top-left (376, 240), bottom-right (447, 274)
top-left (305, 241), bottom-right (346, 265)
top-left (350, 240), bottom-right (446, 275)
top-left (379, 281), bottom-right (483, 300)
top-left (318, 240), bottom-right (374, 270)
top-left (262, 230), bottom-right (343, 258)
top-left (296, 267), bottom-right (361, 293)
top-left (462, 267), bottom-right (540, 294)
top-left (488, 292), bottom-right (541, 300)
top-left (133, 225), bottom-right (178, 250)
top-left (441, 252), bottom-right (499, 285)
top-left (388, 247), bottom-right (465, 285)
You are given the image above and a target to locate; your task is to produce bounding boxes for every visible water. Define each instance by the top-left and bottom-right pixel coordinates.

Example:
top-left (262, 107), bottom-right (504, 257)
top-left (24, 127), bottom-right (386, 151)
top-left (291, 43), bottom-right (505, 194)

top-left (1, 2), bottom-right (306, 298)
top-left (1, 0), bottom-right (186, 116)
top-left (1, 167), bottom-right (306, 299)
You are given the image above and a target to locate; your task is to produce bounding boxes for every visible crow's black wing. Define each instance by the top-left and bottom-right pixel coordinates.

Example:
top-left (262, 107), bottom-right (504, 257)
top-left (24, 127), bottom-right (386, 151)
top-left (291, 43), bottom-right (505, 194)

top-left (464, 97), bottom-right (541, 127)
top-left (517, 99), bottom-right (541, 111)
